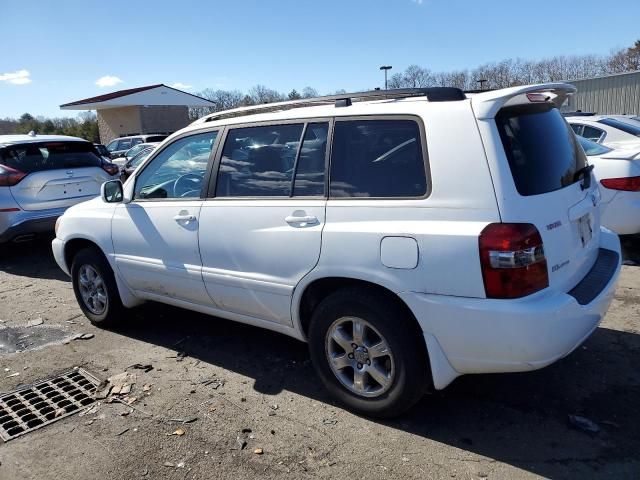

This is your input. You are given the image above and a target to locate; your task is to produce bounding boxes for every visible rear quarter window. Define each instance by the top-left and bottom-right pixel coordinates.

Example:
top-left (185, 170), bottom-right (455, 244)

top-left (496, 105), bottom-right (587, 196)
top-left (330, 119), bottom-right (427, 198)
top-left (0, 142), bottom-right (102, 173)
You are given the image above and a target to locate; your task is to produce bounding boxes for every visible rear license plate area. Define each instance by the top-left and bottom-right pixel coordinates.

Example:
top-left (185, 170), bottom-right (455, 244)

top-left (578, 213), bottom-right (593, 247)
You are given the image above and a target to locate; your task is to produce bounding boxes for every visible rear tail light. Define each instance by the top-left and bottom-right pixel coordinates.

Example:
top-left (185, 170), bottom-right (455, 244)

top-left (526, 92), bottom-right (550, 103)
top-left (0, 165), bottom-right (27, 186)
top-left (101, 161), bottom-right (120, 176)
top-left (479, 223), bottom-right (549, 299)
top-left (600, 176), bottom-right (640, 191)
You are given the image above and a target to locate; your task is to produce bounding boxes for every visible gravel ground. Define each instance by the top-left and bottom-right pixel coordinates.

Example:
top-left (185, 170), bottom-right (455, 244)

top-left (0, 238), bottom-right (639, 479)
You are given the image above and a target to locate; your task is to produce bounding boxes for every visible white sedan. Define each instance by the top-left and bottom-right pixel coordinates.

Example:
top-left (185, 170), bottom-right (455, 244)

top-left (567, 116), bottom-right (640, 149)
top-left (578, 135), bottom-right (640, 234)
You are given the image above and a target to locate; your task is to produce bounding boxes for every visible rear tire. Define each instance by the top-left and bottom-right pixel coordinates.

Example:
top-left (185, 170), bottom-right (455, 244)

top-left (71, 247), bottom-right (124, 327)
top-left (308, 287), bottom-right (430, 418)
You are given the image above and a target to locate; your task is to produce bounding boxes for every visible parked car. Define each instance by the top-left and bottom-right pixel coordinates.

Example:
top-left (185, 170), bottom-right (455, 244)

top-left (111, 142), bottom-right (159, 167)
top-left (53, 84), bottom-right (621, 417)
top-left (0, 134), bottom-right (119, 243)
top-left (105, 134), bottom-right (168, 159)
top-left (566, 115), bottom-right (640, 148)
top-left (576, 135), bottom-right (640, 234)
top-left (120, 145), bottom-right (156, 181)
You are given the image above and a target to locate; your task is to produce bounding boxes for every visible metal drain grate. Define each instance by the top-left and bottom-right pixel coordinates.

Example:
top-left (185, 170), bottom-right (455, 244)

top-left (0, 368), bottom-right (100, 441)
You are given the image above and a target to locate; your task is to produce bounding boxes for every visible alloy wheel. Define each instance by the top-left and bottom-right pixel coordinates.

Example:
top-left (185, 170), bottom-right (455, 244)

top-left (325, 316), bottom-right (395, 398)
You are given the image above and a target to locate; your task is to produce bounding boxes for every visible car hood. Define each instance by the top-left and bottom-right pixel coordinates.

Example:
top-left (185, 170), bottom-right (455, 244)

top-left (63, 195), bottom-right (112, 216)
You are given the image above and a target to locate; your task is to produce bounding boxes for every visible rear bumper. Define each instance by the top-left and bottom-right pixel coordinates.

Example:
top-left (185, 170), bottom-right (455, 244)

top-left (0, 207), bottom-right (67, 243)
top-left (400, 228), bottom-right (621, 389)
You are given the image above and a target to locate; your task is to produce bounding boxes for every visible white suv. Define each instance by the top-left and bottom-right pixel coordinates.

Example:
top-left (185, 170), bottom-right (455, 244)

top-left (52, 84), bottom-right (621, 417)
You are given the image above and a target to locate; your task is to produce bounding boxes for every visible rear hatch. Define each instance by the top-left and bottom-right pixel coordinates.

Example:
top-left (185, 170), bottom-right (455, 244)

top-left (1, 141), bottom-right (108, 211)
top-left (490, 101), bottom-right (601, 293)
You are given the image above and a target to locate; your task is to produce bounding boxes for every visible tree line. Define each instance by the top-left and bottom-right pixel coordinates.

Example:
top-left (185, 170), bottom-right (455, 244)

top-left (388, 40), bottom-right (640, 90)
top-left (1, 39), bottom-right (638, 140)
top-left (0, 112), bottom-right (100, 142)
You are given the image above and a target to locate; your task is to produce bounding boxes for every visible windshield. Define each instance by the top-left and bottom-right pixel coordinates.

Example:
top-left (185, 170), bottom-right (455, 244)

top-left (576, 135), bottom-right (612, 156)
top-left (598, 118), bottom-right (640, 137)
top-left (496, 104), bottom-right (588, 196)
top-left (0, 141), bottom-right (102, 173)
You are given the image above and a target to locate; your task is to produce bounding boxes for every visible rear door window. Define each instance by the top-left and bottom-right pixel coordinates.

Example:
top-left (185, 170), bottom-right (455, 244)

top-left (570, 124), bottom-right (583, 135)
top-left (582, 125), bottom-right (605, 142)
top-left (330, 119), bottom-right (427, 198)
top-left (293, 122), bottom-right (328, 196)
top-left (496, 105), bottom-right (587, 196)
top-left (0, 142), bottom-right (102, 173)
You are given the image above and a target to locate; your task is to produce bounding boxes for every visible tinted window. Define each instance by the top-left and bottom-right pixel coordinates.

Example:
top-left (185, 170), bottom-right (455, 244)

top-left (106, 140), bottom-right (119, 152)
top-left (216, 124), bottom-right (304, 197)
top-left (0, 141), bottom-right (102, 173)
top-left (330, 119), bottom-right (426, 198)
top-left (576, 135), bottom-right (612, 156)
top-left (598, 118), bottom-right (640, 137)
top-left (582, 125), bottom-right (604, 142)
top-left (496, 105), bottom-right (587, 196)
top-left (130, 138), bottom-right (143, 147)
top-left (293, 123), bottom-right (328, 196)
top-left (134, 131), bottom-right (217, 199)
top-left (146, 135), bottom-right (168, 143)
top-left (570, 124), bottom-right (583, 135)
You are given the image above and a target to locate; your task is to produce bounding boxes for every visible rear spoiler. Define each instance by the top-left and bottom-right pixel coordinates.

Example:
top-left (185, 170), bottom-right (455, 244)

top-left (470, 83), bottom-right (577, 120)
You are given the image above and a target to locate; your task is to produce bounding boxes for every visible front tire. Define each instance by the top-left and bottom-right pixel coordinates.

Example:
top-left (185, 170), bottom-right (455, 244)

top-left (71, 247), bottom-right (124, 327)
top-left (308, 287), bottom-right (430, 418)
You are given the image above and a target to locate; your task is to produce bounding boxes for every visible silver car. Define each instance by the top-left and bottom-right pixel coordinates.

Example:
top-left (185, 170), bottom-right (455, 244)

top-left (0, 134), bottom-right (119, 243)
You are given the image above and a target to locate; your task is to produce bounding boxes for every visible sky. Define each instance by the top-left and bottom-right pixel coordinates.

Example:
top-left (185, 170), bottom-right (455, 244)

top-left (1, 0), bottom-right (639, 118)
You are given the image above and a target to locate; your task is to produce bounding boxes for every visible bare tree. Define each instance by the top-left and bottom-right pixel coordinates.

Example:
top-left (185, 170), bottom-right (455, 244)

top-left (249, 85), bottom-right (285, 104)
top-left (301, 87), bottom-right (319, 98)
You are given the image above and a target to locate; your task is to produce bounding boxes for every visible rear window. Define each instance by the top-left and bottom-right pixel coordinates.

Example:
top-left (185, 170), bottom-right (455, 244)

top-left (0, 141), bottom-right (102, 173)
top-left (598, 118), bottom-right (640, 137)
top-left (496, 105), bottom-right (587, 196)
top-left (576, 135), bottom-right (612, 156)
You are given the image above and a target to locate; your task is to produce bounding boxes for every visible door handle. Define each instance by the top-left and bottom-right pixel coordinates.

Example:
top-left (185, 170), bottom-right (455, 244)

top-left (285, 215), bottom-right (318, 226)
top-left (174, 214), bottom-right (197, 222)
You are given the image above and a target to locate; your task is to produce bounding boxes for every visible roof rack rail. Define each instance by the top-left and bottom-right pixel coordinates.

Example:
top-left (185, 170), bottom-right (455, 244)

top-left (199, 87), bottom-right (466, 123)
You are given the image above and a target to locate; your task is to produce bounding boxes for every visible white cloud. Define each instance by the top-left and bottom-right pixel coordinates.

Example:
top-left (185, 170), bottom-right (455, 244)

top-left (411, 0), bottom-right (424, 4)
top-left (170, 82), bottom-right (193, 90)
top-left (0, 69), bottom-right (31, 85)
top-left (95, 75), bottom-right (123, 88)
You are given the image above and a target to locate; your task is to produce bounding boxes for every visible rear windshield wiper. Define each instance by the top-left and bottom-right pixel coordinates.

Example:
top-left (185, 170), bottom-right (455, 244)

top-left (574, 164), bottom-right (594, 190)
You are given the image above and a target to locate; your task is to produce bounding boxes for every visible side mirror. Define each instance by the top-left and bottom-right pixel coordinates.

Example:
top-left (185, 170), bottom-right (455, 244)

top-left (101, 180), bottom-right (124, 203)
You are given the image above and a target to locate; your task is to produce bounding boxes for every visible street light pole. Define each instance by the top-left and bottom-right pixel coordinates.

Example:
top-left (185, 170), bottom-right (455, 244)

top-left (380, 65), bottom-right (392, 90)
top-left (476, 78), bottom-right (488, 91)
